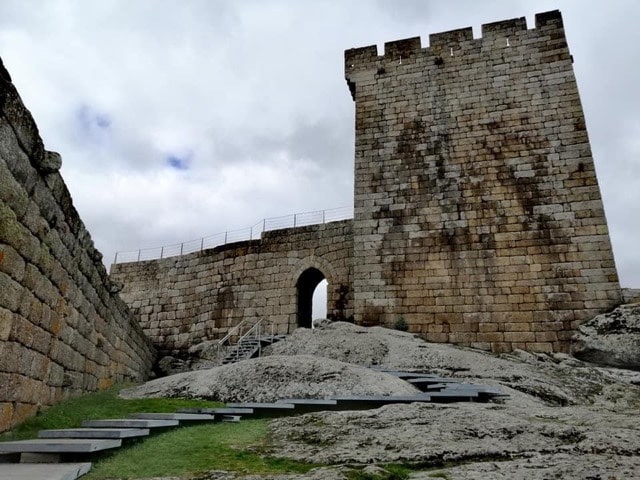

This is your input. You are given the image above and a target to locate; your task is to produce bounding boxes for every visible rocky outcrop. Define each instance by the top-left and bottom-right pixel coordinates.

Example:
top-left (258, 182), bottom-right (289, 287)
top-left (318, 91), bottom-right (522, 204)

top-left (120, 354), bottom-right (420, 402)
top-left (125, 322), bottom-right (640, 479)
top-left (572, 304), bottom-right (640, 370)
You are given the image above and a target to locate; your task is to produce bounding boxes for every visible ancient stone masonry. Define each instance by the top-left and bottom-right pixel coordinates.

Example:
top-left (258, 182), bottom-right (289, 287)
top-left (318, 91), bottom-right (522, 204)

top-left (0, 57), bottom-right (155, 432)
top-left (346, 10), bottom-right (621, 352)
top-left (110, 221), bottom-right (353, 357)
top-left (112, 10), bottom-right (622, 357)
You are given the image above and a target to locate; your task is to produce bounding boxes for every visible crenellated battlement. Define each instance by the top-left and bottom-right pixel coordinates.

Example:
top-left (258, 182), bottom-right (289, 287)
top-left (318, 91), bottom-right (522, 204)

top-left (345, 10), bottom-right (565, 80)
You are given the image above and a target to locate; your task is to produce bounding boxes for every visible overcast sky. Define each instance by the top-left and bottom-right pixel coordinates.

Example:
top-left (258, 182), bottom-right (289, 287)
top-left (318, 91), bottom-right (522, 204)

top-left (1, 0), bottom-right (638, 287)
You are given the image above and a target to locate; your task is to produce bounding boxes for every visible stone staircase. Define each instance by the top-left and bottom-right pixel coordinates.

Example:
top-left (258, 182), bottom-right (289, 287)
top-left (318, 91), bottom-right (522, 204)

top-left (0, 369), bottom-right (507, 480)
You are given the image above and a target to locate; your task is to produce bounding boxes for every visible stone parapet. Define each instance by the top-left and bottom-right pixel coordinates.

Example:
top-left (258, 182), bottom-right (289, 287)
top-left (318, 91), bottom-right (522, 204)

top-left (111, 221), bottom-right (354, 356)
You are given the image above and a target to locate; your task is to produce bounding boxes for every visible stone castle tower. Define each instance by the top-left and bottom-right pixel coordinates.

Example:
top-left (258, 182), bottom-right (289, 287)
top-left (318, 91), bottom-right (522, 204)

top-left (346, 10), bottom-right (620, 352)
top-left (109, 10), bottom-right (622, 356)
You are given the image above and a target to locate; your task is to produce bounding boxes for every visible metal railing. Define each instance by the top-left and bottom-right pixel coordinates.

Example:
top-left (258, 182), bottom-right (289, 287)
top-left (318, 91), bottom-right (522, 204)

top-left (223, 318), bottom-right (276, 363)
top-left (112, 205), bottom-right (353, 265)
top-left (215, 318), bottom-right (254, 353)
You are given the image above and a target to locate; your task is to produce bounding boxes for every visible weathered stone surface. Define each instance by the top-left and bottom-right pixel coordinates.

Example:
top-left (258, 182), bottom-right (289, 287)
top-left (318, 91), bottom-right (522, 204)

top-left (266, 322), bottom-right (637, 406)
top-left (265, 401), bottom-right (640, 465)
top-left (257, 325), bottom-right (640, 478)
top-left (36, 150), bottom-right (62, 174)
top-left (120, 354), bottom-right (420, 402)
top-left (572, 303), bottom-right (640, 370)
top-left (0, 57), bottom-right (155, 432)
top-left (110, 321), bottom-right (640, 479)
top-left (156, 355), bottom-right (193, 376)
top-left (346, 10), bottom-right (621, 352)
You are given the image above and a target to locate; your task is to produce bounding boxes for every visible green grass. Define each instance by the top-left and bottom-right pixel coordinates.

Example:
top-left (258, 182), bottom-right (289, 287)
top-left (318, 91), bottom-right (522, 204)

top-left (85, 420), bottom-right (315, 479)
top-left (1, 385), bottom-right (318, 478)
top-left (0, 385), bottom-right (220, 441)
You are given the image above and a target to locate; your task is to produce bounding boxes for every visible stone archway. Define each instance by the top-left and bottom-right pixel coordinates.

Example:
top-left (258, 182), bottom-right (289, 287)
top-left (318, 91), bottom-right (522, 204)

top-left (288, 255), bottom-right (339, 332)
top-left (296, 267), bottom-right (326, 328)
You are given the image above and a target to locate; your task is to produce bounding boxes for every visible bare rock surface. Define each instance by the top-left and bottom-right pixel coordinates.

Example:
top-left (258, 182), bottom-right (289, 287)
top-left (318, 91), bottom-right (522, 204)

top-left (123, 321), bottom-right (640, 479)
top-left (119, 354), bottom-right (419, 402)
top-left (265, 399), bottom-right (640, 463)
top-left (256, 323), bottom-right (640, 478)
top-left (409, 453), bottom-right (640, 480)
top-left (572, 303), bottom-right (640, 370)
top-left (266, 322), bottom-right (640, 406)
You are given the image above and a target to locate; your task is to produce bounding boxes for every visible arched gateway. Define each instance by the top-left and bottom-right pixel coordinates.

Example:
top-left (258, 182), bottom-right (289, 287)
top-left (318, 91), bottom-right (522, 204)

top-left (296, 267), bottom-right (326, 328)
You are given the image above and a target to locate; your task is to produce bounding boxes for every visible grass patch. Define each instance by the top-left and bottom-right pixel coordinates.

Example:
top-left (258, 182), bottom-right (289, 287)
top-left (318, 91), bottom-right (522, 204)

top-left (1, 385), bottom-right (317, 478)
top-left (0, 385), bottom-right (220, 441)
top-left (85, 420), bottom-right (315, 479)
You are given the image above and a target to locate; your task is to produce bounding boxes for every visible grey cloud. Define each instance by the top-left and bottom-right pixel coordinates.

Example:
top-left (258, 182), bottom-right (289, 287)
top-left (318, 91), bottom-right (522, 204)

top-left (1, 1), bottom-right (638, 287)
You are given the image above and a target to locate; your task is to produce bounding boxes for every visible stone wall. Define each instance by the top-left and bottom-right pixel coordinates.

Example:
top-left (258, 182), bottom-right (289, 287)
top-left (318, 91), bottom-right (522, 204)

top-left (0, 58), bottom-right (155, 432)
top-left (110, 221), bottom-right (353, 356)
top-left (345, 10), bottom-right (621, 352)
top-left (622, 289), bottom-right (640, 304)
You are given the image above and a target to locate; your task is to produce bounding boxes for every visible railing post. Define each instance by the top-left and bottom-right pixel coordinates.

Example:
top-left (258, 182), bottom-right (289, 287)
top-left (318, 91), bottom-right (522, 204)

top-left (118, 205), bottom-right (352, 263)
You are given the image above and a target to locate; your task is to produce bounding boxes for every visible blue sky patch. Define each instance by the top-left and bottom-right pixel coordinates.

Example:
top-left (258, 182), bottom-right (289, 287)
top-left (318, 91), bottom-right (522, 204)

top-left (167, 155), bottom-right (190, 170)
top-left (75, 104), bottom-right (111, 143)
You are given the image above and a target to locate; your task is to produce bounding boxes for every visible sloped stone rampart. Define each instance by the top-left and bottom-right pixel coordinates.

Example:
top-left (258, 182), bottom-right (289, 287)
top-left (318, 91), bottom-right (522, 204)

top-left (110, 221), bottom-right (354, 356)
top-left (0, 58), bottom-right (155, 432)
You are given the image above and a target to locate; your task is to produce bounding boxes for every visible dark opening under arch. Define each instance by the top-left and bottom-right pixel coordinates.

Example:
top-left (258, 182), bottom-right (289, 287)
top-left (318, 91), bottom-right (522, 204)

top-left (296, 267), bottom-right (326, 328)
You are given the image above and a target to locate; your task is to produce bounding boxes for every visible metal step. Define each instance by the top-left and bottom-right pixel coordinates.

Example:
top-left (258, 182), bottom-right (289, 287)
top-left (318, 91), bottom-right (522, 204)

top-left (0, 438), bottom-right (121, 454)
top-left (82, 419), bottom-right (178, 429)
top-left (225, 402), bottom-right (295, 415)
top-left (426, 391), bottom-right (479, 402)
top-left (406, 377), bottom-right (461, 385)
top-left (176, 407), bottom-right (254, 416)
top-left (371, 369), bottom-right (440, 379)
top-left (276, 398), bottom-right (338, 412)
top-left (0, 462), bottom-right (91, 480)
top-left (329, 394), bottom-right (432, 409)
top-left (38, 428), bottom-right (149, 439)
top-left (128, 413), bottom-right (215, 422)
